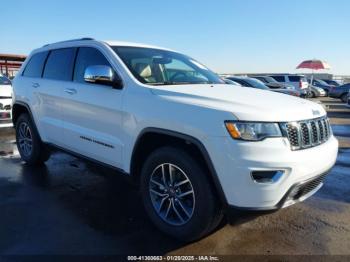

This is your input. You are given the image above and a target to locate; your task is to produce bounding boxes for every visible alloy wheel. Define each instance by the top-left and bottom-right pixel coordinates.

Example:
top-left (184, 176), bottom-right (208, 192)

top-left (149, 163), bottom-right (195, 226)
top-left (17, 122), bottom-right (33, 157)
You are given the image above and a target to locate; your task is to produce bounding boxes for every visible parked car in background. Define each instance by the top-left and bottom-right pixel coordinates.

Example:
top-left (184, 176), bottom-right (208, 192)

top-left (347, 92), bottom-right (350, 108)
top-left (223, 78), bottom-right (242, 86)
top-left (322, 79), bottom-right (342, 87)
top-left (306, 80), bottom-right (327, 98)
top-left (252, 76), bottom-right (295, 90)
top-left (0, 74), bottom-right (13, 127)
top-left (226, 76), bottom-right (300, 97)
top-left (268, 74), bottom-right (308, 97)
top-left (309, 79), bottom-right (334, 95)
top-left (329, 83), bottom-right (350, 102)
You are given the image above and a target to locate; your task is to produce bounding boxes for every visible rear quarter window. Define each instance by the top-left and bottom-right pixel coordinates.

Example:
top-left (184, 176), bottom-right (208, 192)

top-left (22, 51), bottom-right (49, 78)
top-left (43, 48), bottom-right (76, 81)
top-left (288, 76), bottom-right (302, 82)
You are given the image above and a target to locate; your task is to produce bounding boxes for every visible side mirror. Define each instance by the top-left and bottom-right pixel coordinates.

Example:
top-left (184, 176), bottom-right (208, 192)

top-left (84, 65), bottom-right (123, 89)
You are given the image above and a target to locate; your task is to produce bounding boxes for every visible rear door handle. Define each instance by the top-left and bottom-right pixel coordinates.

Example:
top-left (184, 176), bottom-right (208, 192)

top-left (32, 83), bottom-right (40, 88)
top-left (64, 88), bottom-right (77, 95)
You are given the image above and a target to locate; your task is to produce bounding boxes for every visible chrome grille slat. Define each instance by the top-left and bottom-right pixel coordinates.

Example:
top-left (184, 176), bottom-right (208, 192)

top-left (318, 120), bottom-right (324, 141)
top-left (307, 122), bottom-right (313, 146)
top-left (283, 116), bottom-right (331, 151)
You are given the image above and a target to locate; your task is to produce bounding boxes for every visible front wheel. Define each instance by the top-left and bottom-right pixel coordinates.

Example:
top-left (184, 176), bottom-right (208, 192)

top-left (308, 91), bottom-right (316, 98)
top-left (140, 147), bottom-right (223, 241)
top-left (15, 113), bottom-right (51, 165)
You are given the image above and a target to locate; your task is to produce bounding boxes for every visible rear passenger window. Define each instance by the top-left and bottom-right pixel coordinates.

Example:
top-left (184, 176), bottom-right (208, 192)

top-left (288, 76), bottom-right (301, 82)
top-left (270, 76), bottom-right (285, 82)
top-left (73, 47), bottom-right (111, 83)
top-left (43, 48), bottom-right (76, 81)
top-left (23, 52), bottom-right (48, 78)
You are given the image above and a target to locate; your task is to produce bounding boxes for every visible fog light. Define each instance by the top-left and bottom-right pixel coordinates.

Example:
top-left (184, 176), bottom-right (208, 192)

top-left (251, 170), bottom-right (284, 183)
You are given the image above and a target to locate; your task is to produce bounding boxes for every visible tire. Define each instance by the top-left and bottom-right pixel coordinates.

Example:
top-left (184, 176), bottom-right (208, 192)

top-left (140, 147), bottom-right (223, 242)
top-left (309, 91), bottom-right (316, 98)
top-left (15, 113), bottom-right (51, 165)
top-left (340, 93), bottom-right (347, 103)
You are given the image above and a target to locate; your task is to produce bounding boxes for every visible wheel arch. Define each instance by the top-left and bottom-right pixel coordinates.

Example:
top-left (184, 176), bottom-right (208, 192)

top-left (12, 101), bottom-right (43, 141)
top-left (12, 102), bottom-right (31, 127)
top-left (130, 128), bottom-right (228, 206)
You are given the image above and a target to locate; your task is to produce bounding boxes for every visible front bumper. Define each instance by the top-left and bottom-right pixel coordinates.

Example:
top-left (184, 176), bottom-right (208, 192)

top-left (0, 98), bottom-right (13, 127)
top-left (205, 135), bottom-right (338, 209)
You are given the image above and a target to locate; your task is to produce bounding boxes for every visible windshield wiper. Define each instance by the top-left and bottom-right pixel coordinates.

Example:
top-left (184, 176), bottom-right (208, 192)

top-left (148, 81), bottom-right (189, 86)
top-left (148, 81), bottom-right (212, 86)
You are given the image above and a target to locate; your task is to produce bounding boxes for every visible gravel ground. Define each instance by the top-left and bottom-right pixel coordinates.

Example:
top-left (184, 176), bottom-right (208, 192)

top-left (0, 97), bottom-right (349, 256)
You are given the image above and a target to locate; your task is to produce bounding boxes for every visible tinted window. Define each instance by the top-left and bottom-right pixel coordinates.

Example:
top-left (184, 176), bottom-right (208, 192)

top-left (228, 78), bottom-right (250, 87)
top-left (43, 48), bottom-right (76, 81)
top-left (73, 47), bottom-right (111, 83)
top-left (288, 76), bottom-right (301, 82)
top-left (264, 76), bottom-right (278, 83)
top-left (256, 77), bottom-right (268, 83)
top-left (23, 52), bottom-right (48, 78)
top-left (270, 76), bottom-right (285, 82)
top-left (245, 78), bottom-right (269, 90)
top-left (315, 79), bottom-right (329, 85)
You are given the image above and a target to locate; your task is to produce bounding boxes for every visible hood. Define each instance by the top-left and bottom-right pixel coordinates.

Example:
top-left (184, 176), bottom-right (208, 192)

top-left (0, 85), bottom-right (12, 98)
top-left (150, 84), bottom-right (326, 122)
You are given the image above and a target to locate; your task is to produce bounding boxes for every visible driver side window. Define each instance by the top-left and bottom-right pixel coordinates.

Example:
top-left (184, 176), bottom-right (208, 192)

top-left (73, 47), bottom-right (112, 83)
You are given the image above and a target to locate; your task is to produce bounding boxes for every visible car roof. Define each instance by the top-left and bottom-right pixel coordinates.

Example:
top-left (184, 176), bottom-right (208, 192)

top-left (104, 40), bottom-right (174, 51)
top-left (35, 38), bottom-right (174, 53)
top-left (269, 74), bottom-right (305, 77)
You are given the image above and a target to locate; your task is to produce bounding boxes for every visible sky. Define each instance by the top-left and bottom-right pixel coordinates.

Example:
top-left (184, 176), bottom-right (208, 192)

top-left (2, 0), bottom-right (349, 75)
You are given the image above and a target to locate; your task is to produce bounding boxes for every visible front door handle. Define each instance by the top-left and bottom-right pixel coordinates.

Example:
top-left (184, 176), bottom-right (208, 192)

top-left (64, 88), bottom-right (77, 95)
top-left (32, 83), bottom-right (40, 88)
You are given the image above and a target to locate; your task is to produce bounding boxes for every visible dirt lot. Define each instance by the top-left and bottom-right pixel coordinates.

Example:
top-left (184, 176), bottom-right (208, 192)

top-left (0, 97), bottom-right (349, 256)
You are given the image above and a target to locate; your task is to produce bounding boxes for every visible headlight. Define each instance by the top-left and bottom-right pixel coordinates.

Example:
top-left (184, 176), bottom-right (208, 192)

top-left (225, 121), bottom-right (282, 141)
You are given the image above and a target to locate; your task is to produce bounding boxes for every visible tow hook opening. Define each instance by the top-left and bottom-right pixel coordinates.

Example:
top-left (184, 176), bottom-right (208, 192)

top-left (251, 170), bottom-right (284, 183)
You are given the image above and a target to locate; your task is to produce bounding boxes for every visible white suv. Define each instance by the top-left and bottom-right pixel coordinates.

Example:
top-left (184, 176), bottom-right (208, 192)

top-left (12, 39), bottom-right (338, 241)
top-left (0, 74), bottom-right (13, 127)
top-left (269, 74), bottom-right (309, 97)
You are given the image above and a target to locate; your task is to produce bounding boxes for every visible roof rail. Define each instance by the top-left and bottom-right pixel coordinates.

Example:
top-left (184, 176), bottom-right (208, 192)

top-left (42, 37), bottom-right (95, 47)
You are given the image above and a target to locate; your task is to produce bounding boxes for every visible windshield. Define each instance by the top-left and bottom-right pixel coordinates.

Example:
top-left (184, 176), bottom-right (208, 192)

top-left (263, 76), bottom-right (278, 83)
top-left (112, 46), bottom-right (224, 86)
top-left (224, 78), bottom-right (241, 86)
top-left (315, 79), bottom-right (329, 86)
top-left (245, 78), bottom-right (269, 90)
top-left (0, 76), bottom-right (11, 85)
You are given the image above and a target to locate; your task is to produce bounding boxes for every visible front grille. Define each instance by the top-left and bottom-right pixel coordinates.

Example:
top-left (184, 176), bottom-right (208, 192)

top-left (281, 116), bottom-right (331, 150)
top-left (292, 174), bottom-right (327, 200)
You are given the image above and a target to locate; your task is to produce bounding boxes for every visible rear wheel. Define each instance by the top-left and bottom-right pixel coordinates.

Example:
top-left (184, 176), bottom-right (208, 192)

top-left (15, 113), bottom-right (51, 165)
top-left (140, 147), bottom-right (223, 241)
top-left (340, 93), bottom-right (348, 103)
